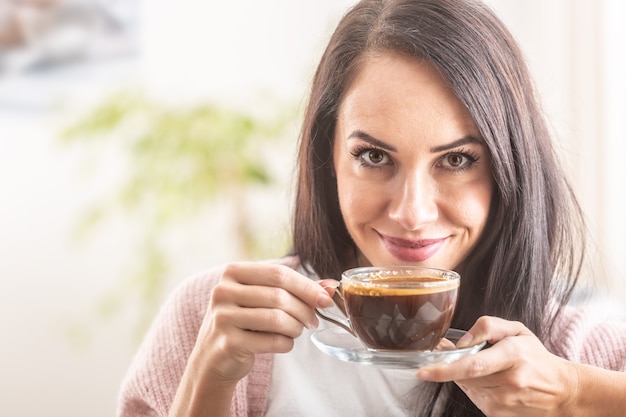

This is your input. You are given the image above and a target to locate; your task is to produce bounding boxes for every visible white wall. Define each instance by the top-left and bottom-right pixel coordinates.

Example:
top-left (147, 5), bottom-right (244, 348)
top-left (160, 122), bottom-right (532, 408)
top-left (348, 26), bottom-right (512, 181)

top-left (0, 2), bottom-right (355, 416)
top-left (485, 0), bottom-right (626, 301)
top-left (1, 1), bottom-right (623, 417)
top-left (140, 0), bottom-right (355, 108)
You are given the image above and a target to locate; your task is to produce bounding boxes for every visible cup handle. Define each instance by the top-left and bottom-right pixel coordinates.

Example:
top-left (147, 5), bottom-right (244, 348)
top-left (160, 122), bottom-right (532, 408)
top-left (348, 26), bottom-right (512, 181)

top-left (315, 287), bottom-right (356, 337)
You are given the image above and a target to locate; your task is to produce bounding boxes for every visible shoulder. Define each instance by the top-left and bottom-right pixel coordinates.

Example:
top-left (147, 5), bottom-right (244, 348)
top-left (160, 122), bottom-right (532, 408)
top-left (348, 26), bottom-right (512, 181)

top-left (547, 299), bottom-right (626, 371)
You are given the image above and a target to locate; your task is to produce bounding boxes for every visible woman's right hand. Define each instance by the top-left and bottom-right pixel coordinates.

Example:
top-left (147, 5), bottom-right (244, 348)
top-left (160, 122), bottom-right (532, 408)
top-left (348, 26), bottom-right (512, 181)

top-left (199, 258), bottom-right (334, 381)
top-left (169, 257), bottom-right (334, 417)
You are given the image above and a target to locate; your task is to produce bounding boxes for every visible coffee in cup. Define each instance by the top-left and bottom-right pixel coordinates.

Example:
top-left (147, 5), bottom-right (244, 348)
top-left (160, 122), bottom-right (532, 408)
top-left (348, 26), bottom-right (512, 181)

top-left (316, 266), bottom-right (460, 351)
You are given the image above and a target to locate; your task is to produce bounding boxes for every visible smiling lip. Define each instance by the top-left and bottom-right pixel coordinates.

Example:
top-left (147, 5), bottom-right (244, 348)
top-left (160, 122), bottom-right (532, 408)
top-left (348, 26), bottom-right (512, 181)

top-left (378, 233), bottom-right (447, 262)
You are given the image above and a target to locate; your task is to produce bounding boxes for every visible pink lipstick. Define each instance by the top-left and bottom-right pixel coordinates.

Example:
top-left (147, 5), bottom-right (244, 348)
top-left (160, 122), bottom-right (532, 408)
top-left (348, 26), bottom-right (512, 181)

top-left (379, 233), bottom-right (446, 262)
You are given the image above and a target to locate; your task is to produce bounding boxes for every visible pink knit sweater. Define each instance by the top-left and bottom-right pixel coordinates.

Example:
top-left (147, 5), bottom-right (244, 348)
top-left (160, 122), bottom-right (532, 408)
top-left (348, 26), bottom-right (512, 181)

top-left (117, 262), bottom-right (626, 417)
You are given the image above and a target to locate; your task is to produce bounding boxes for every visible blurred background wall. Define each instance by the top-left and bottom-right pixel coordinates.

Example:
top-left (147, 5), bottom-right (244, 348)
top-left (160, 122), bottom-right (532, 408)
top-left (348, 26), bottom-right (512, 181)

top-left (0, 1), bottom-right (624, 416)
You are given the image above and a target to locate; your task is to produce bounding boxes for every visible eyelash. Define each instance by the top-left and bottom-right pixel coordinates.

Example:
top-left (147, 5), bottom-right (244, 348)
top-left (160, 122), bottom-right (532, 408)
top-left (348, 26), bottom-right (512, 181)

top-left (349, 144), bottom-right (390, 168)
top-left (440, 147), bottom-right (480, 172)
top-left (349, 145), bottom-right (480, 172)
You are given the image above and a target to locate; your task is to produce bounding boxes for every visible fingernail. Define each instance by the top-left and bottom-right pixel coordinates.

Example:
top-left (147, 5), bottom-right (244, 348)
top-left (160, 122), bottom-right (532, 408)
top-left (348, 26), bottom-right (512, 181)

top-left (317, 293), bottom-right (334, 308)
top-left (320, 280), bottom-right (339, 290)
top-left (456, 331), bottom-right (474, 348)
top-left (307, 316), bottom-right (320, 330)
top-left (416, 368), bottom-right (432, 380)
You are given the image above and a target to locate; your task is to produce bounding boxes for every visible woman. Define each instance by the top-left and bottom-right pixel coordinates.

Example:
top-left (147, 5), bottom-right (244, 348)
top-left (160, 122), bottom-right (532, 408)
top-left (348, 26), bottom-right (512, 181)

top-left (118, 1), bottom-right (626, 416)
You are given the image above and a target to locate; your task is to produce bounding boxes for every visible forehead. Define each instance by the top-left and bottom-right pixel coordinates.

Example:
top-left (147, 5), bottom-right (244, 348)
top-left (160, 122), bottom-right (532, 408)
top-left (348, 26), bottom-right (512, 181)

top-left (338, 52), bottom-right (480, 141)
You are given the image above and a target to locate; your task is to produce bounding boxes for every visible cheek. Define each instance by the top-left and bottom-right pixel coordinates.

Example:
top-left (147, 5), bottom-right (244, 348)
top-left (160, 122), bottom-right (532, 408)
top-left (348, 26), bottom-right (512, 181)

top-left (336, 174), bottom-right (386, 226)
top-left (447, 182), bottom-right (492, 232)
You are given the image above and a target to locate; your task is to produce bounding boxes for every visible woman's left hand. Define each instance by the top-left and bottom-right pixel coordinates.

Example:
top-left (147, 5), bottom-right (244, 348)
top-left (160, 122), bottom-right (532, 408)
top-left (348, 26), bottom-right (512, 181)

top-left (416, 316), bottom-right (580, 417)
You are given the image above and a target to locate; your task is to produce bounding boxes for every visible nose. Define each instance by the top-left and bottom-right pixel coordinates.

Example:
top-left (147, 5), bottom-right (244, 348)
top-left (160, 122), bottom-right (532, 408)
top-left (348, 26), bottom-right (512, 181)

top-left (388, 170), bottom-right (438, 230)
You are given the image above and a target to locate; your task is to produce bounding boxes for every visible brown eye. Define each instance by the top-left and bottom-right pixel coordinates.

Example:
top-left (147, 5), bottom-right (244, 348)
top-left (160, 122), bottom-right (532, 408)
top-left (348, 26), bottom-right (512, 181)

top-left (367, 150), bottom-right (385, 164)
top-left (351, 146), bottom-right (391, 167)
top-left (446, 153), bottom-right (465, 167)
top-left (440, 150), bottom-right (478, 171)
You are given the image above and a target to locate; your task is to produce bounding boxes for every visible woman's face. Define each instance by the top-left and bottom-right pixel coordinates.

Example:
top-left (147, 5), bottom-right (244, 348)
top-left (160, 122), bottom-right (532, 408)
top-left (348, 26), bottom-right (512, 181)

top-left (333, 52), bottom-right (493, 271)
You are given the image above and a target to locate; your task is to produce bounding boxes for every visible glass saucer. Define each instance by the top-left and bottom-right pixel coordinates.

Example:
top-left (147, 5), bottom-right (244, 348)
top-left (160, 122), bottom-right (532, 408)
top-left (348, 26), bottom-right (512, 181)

top-left (311, 327), bottom-right (486, 369)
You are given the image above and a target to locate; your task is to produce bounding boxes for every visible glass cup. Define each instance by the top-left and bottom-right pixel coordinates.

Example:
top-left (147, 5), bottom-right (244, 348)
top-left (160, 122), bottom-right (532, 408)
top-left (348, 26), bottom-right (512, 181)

top-left (316, 266), bottom-right (460, 351)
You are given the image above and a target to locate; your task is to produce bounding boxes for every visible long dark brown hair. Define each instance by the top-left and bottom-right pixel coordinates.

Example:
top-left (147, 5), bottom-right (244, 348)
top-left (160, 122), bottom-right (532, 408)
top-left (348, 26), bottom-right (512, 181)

top-left (292, 1), bottom-right (586, 415)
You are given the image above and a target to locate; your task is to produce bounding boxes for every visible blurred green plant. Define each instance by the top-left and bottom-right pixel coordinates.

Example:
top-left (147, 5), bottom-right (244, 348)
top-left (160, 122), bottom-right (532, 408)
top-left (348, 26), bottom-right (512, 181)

top-left (61, 90), bottom-right (293, 345)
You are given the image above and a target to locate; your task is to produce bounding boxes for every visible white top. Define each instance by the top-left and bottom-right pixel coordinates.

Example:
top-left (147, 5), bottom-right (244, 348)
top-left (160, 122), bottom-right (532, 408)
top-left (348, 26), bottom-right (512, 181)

top-left (265, 311), bottom-right (424, 417)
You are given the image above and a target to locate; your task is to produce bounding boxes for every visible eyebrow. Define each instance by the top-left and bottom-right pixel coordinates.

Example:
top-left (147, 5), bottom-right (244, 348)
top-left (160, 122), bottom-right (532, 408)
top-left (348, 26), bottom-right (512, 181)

top-left (347, 130), bottom-right (398, 152)
top-left (429, 136), bottom-right (483, 153)
top-left (347, 130), bottom-right (483, 153)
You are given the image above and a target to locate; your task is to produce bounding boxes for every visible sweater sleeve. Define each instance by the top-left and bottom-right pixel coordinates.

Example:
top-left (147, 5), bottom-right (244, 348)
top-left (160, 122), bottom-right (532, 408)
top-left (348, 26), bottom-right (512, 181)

top-left (548, 304), bottom-right (626, 372)
top-left (116, 263), bottom-right (277, 417)
top-left (116, 266), bottom-right (265, 416)
top-left (116, 267), bottom-right (227, 416)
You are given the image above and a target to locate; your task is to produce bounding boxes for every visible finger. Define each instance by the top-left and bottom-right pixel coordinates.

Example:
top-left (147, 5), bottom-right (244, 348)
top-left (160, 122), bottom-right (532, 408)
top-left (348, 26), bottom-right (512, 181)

top-left (232, 328), bottom-right (297, 355)
top-left (228, 306), bottom-right (308, 338)
top-left (456, 315), bottom-right (531, 348)
top-left (417, 346), bottom-right (512, 382)
top-left (434, 337), bottom-right (456, 350)
top-left (417, 318), bottom-right (534, 382)
top-left (222, 262), bottom-right (333, 309)
top-left (212, 321), bottom-right (298, 357)
top-left (220, 283), bottom-right (321, 330)
top-left (318, 279), bottom-right (339, 297)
